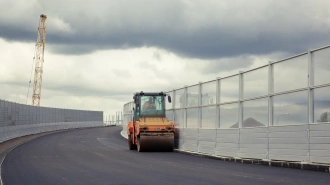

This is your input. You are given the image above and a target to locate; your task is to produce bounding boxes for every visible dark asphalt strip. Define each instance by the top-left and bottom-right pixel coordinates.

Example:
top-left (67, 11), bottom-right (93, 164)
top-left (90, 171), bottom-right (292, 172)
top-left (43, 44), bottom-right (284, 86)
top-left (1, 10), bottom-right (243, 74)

top-left (0, 127), bottom-right (103, 185)
top-left (2, 126), bottom-right (330, 185)
top-left (0, 130), bottom-right (71, 185)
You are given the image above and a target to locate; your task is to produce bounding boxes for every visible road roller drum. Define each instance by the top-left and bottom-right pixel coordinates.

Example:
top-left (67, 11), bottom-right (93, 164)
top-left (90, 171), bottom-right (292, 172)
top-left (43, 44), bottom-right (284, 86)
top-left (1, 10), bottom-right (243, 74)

top-left (137, 134), bottom-right (174, 152)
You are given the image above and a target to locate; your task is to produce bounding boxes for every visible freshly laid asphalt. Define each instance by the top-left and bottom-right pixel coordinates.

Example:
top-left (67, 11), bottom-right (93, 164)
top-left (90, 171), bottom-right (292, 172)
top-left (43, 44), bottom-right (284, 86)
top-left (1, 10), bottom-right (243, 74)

top-left (2, 126), bottom-right (330, 185)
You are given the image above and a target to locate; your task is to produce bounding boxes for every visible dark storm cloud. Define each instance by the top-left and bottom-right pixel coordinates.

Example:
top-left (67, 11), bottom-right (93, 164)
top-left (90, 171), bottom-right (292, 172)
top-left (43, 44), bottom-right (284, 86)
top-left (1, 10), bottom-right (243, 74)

top-left (0, 26), bottom-right (35, 43)
top-left (1, 0), bottom-right (330, 58)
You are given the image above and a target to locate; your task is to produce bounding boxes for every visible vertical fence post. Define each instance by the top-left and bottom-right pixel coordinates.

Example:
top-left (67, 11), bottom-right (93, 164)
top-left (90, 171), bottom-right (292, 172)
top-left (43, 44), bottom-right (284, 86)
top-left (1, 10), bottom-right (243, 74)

top-left (172, 89), bottom-right (175, 110)
top-left (198, 82), bottom-right (202, 153)
top-left (183, 87), bottom-right (187, 151)
top-left (172, 89), bottom-right (176, 128)
top-left (216, 77), bottom-right (221, 128)
top-left (199, 82), bottom-right (202, 129)
top-left (183, 87), bottom-right (187, 128)
top-left (239, 72), bottom-right (244, 127)
top-left (215, 77), bottom-right (221, 155)
top-left (170, 91), bottom-right (174, 125)
top-left (267, 61), bottom-right (274, 160)
top-left (307, 50), bottom-right (314, 162)
top-left (238, 71), bottom-right (244, 158)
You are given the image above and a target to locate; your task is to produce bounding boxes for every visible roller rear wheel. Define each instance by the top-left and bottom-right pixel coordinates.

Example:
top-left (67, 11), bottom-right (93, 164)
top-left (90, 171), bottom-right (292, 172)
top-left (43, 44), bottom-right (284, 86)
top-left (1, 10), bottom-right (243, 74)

top-left (128, 134), bottom-right (137, 150)
top-left (137, 137), bottom-right (143, 152)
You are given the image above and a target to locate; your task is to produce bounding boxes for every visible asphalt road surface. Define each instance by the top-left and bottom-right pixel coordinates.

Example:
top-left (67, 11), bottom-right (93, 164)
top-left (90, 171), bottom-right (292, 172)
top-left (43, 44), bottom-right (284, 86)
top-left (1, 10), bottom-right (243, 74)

top-left (2, 126), bottom-right (330, 185)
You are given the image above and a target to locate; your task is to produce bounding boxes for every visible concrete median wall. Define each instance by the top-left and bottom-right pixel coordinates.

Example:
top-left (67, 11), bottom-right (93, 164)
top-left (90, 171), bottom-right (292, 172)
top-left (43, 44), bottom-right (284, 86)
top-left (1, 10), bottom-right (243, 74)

top-left (0, 99), bottom-right (104, 143)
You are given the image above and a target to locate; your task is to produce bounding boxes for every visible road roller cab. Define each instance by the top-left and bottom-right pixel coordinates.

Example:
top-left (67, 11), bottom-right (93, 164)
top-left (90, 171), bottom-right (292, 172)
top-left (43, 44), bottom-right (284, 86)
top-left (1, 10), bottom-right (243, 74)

top-left (127, 91), bottom-right (175, 152)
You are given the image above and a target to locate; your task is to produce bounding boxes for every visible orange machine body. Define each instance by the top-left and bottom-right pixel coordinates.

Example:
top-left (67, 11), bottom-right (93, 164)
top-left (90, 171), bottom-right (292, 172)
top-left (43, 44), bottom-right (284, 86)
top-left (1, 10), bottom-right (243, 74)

top-left (127, 117), bottom-right (175, 147)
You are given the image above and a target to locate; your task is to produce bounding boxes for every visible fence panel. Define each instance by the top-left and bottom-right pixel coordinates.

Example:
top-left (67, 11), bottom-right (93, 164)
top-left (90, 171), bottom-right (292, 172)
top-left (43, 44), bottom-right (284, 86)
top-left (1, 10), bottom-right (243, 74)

top-left (0, 99), bottom-right (103, 143)
top-left (313, 47), bottom-right (330, 86)
top-left (273, 54), bottom-right (308, 93)
top-left (182, 128), bottom-right (198, 152)
top-left (215, 129), bottom-right (239, 157)
top-left (310, 123), bottom-right (330, 163)
top-left (121, 45), bottom-right (330, 164)
top-left (220, 75), bottom-right (239, 103)
top-left (239, 127), bottom-right (268, 159)
top-left (269, 125), bottom-right (308, 161)
top-left (198, 129), bottom-right (216, 154)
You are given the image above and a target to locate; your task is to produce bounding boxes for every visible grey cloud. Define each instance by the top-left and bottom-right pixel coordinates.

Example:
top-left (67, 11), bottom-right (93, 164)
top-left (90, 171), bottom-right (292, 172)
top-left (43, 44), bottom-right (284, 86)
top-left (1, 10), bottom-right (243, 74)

top-left (152, 51), bottom-right (162, 61)
top-left (48, 44), bottom-right (98, 55)
top-left (2, 80), bottom-right (127, 97)
top-left (199, 56), bottom-right (254, 74)
top-left (46, 84), bottom-right (132, 98)
top-left (2, 73), bottom-right (178, 100)
top-left (1, 0), bottom-right (330, 59)
top-left (112, 69), bottom-right (132, 79)
top-left (137, 61), bottom-right (169, 77)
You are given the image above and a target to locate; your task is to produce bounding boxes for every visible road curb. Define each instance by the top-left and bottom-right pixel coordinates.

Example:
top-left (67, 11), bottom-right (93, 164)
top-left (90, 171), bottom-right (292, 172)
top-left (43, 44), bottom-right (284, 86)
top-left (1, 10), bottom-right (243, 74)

top-left (120, 130), bottom-right (128, 139)
top-left (174, 149), bottom-right (330, 173)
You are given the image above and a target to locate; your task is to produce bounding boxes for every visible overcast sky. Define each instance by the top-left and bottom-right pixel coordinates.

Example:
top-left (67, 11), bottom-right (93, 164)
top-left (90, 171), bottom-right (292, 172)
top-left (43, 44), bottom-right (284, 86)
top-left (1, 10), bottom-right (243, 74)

top-left (1, 0), bottom-right (330, 119)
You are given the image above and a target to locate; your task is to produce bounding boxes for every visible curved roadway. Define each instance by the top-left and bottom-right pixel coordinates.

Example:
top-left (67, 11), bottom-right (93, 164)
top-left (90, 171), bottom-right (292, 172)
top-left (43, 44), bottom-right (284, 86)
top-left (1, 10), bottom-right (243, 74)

top-left (2, 126), bottom-right (330, 185)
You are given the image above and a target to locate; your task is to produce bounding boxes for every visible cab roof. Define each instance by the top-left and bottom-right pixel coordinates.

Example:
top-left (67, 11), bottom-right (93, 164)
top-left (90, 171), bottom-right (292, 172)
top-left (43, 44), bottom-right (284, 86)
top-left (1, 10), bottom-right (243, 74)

top-left (133, 91), bottom-right (166, 97)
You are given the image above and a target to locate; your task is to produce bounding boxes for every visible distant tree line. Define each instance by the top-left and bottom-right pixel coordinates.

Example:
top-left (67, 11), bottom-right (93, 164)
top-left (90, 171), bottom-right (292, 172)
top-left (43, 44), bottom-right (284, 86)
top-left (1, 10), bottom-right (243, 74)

top-left (317, 111), bottom-right (329, 122)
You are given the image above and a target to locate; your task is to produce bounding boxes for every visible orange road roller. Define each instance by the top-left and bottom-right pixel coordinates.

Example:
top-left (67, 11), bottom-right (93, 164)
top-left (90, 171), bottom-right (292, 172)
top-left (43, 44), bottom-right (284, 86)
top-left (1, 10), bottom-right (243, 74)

top-left (127, 91), bottom-right (175, 152)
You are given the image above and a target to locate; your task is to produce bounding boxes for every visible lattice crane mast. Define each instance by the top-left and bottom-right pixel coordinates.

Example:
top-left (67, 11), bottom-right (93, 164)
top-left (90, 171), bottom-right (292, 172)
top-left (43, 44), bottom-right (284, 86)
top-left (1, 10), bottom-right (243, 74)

top-left (32, 14), bottom-right (47, 106)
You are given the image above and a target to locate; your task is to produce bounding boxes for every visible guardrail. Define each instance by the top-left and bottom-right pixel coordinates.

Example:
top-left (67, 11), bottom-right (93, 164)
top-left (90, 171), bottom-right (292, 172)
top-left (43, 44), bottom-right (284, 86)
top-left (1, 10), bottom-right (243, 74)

top-left (122, 45), bottom-right (330, 164)
top-left (0, 99), bottom-right (103, 143)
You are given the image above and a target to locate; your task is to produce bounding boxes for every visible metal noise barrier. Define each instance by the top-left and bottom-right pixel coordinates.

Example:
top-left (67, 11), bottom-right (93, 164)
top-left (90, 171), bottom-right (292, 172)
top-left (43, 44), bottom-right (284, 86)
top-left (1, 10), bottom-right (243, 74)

top-left (122, 45), bottom-right (330, 165)
top-left (0, 100), bottom-right (104, 143)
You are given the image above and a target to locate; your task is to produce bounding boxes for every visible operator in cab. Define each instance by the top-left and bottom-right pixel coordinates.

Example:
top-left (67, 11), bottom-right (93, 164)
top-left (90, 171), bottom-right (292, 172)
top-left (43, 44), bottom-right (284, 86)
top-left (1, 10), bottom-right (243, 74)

top-left (142, 97), bottom-right (156, 111)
